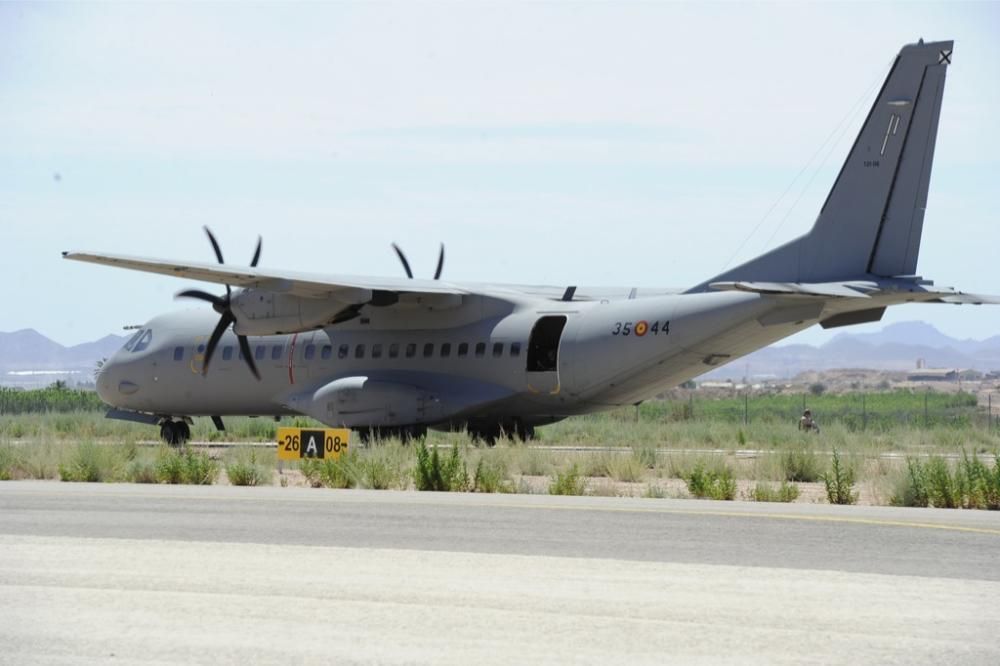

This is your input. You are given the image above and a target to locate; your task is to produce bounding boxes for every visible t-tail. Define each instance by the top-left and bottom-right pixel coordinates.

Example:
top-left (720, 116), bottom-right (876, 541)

top-left (689, 39), bottom-right (954, 292)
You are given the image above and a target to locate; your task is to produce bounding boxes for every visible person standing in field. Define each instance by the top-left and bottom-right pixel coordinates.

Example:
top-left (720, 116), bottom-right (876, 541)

top-left (799, 409), bottom-right (820, 433)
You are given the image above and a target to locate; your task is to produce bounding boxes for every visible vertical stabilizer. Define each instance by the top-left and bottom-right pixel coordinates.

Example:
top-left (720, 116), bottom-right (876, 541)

top-left (690, 40), bottom-right (952, 291)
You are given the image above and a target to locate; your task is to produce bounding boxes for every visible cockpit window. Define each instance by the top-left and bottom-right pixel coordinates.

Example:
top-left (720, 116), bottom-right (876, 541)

top-left (123, 329), bottom-right (144, 351)
top-left (132, 329), bottom-right (153, 353)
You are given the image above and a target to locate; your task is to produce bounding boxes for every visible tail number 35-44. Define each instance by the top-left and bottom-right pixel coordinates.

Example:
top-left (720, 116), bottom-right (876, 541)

top-left (612, 320), bottom-right (669, 337)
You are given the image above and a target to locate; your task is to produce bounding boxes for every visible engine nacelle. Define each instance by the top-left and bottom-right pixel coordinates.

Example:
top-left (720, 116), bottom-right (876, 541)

top-left (230, 289), bottom-right (368, 335)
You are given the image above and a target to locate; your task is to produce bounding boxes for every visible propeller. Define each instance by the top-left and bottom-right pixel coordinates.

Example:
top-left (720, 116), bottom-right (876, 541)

top-left (391, 243), bottom-right (445, 280)
top-left (177, 227), bottom-right (262, 380)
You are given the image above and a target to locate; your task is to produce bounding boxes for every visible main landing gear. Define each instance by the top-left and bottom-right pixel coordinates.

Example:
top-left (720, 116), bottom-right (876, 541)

top-left (159, 420), bottom-right (191, 446)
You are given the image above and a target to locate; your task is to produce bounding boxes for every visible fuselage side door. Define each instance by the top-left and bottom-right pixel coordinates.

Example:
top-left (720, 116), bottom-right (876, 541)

top-left (525, 315), bottom-right (567, 395)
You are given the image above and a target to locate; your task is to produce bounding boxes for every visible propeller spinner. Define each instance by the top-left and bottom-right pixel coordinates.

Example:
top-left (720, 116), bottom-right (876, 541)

top-left (177, 227), bottom-right (262, 380)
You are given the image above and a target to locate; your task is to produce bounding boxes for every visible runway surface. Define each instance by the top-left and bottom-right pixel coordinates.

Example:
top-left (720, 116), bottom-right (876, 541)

top-left (2, 482), bottom-right (999, 664)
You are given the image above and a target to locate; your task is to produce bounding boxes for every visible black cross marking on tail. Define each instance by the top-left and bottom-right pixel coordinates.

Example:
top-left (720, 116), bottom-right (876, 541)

top-left (938, 49), bottom-right (952, 65)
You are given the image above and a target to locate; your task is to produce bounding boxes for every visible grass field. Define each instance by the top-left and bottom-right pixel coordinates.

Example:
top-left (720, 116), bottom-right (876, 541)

top-left (2, 389), bottom-right (999, 508)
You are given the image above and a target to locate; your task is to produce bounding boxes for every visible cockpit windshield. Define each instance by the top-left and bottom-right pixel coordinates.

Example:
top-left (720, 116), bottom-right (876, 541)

top-left (123, 329), bottom-right (153, 353)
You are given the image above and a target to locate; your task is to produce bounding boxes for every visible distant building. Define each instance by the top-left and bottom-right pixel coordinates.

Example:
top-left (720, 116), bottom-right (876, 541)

top-left (907, 368), bottom-right (959, 382)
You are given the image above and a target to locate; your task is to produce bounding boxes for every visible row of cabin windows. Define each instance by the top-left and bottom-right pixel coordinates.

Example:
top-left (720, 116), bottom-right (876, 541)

top-left (172, 341), bottom-right (522, 363)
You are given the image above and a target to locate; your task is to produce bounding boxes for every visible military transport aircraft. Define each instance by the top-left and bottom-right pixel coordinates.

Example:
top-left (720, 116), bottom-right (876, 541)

top-left (65, 39), bottom-right (993, 445)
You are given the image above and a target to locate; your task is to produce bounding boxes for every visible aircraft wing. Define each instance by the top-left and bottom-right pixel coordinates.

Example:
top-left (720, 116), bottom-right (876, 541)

top-left (62, 251), bottom-right (470, 300)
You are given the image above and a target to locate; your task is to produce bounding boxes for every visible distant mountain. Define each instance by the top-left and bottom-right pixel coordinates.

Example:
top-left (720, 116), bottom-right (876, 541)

top-left (704, 321), bottom-right (1000, 380)
top-left (0, 329), bottom-right (126, 388)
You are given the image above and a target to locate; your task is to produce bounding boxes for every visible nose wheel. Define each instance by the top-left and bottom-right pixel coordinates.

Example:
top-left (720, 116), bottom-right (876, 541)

top-left (159, 420), bottom-right (191, 446)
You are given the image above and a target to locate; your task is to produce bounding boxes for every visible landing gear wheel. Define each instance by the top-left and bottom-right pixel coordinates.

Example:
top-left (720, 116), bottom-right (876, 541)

top-left (514, 423), bottom-right (535, 442)
top-left (159, 421), bottom-right (180, 446)
top-left (177, 421), bottom-right (191, 443)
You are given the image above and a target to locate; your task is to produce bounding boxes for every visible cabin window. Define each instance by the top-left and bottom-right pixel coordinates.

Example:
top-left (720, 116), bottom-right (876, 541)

top-left (305, 344), bottom-right (316, 360)
top-left (405, 343), bottom-right (417, 358)
top-left (321, 345), bottom-right (332, 360)
top-left (354, 344), bottom-right (365, 359)
top-left (197, 344), bottom-right (206, 354)
top-left (255, 345), bottom-right (265, 361)
top-left (475, 342), bottom-right (486, 358)
top-left (441, 343), bottom-right (451, 358)
top-left (493, 342), bottom-right (504, 357)
top-left (271, 345), bottom-right (283, 360)
top-left (173, 346), bottom-right (184, 361)
top-left (338, 344), bottom-right (349, 359)
top-left (510, 342), bottom-right (521, 357)
top-left (372, 344), bottom-right (383, 359)
top-left (389, 343), bottom-right (399, 358)
top-left (423, 343), bottom-right (434, 358)
top-left (222, 346), bottom-right (234, 361)
top-left (457, 343), bottom-right (468, 357)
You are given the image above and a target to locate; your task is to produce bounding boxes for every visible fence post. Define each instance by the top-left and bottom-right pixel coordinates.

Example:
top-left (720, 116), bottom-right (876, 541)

top-left (862, 393), bottom-right (867, 431)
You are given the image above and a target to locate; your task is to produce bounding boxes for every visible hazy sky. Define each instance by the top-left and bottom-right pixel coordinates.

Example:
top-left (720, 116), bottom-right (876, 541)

top-left (2, 1), bottom-right (999, 347)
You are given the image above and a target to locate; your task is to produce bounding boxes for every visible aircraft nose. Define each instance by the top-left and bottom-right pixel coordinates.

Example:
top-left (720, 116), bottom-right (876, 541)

top-left (95, 358), bottom-right (140, 406)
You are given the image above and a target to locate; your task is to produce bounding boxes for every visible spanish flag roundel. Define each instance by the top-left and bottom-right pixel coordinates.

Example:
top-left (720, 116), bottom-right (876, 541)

top-left (635, 320), bottom-right (649, 336)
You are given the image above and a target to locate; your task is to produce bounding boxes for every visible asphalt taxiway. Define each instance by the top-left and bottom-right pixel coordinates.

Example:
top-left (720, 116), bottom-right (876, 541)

top-left (1, 482), bottom-right (998, 664)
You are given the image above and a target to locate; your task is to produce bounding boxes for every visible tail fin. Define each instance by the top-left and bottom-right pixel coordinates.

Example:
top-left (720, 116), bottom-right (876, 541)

top-left (690, 39), bottom-right (952, 291)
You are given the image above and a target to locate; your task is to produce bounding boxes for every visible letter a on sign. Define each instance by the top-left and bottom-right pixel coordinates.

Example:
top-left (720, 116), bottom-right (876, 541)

top-left (302, 429), bottom-right (324, 458)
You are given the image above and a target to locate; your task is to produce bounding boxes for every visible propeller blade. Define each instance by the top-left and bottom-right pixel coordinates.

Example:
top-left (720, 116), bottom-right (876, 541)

top-left (204, 226), bottom-right (225, 265)
top-left (434, 243), bottom-right (445, 280)
top-left (202, 311), bottom-right (234, 376)
top-left (237, 334), bottom-right (261, 380)
top-left (203, 227), bottom-right (231, 299)
top-left (176, 289), bottom-right (226, 309)
top-left (391, 243), bottom-right (413, 279)
top-left (250, 236), bottom-right (262, 267)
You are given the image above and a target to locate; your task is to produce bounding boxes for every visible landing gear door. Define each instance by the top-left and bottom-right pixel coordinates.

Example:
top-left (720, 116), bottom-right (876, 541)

top-left (526, 315), bottom-right (567, 395)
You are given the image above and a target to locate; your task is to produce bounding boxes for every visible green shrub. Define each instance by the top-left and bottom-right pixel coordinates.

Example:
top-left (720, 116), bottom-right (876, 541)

top-left (959, 451), bottom-right (1000, 510)
top-left (226, 450), bottom-right (270, 486)
top-left (301, 453), bottom-right (358, 489)
top-left (357, 457), bottom-right (400, 490)
top-left (821, 448), bottom-right (857, 505)
top-left (924, 456), bottom-right (958, 508)
top-left (606, 453), bottom-right (645, 482)
top-left (125, 459), bottom-right (158, 484)
top-left (414, 443), bottom-right (468, 492)
top-left (155, 448), bottom-right (218, 485)
top-left (472, 458), bottom-right (513, 493)
top-left (58, 442), bottom-right (131, 482)
top-left (685, 464), bottom-right (736, 500)
top-left (549, 466), bottom-right (586, 495)
top-left (781, 449), bottom-right (822, 482)
top-left (0, 445), bottom-right (19, 480)
top-left (890, 458), bottom-right (930, 507)
top-left (750, 481), bottom-right (800, 503)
